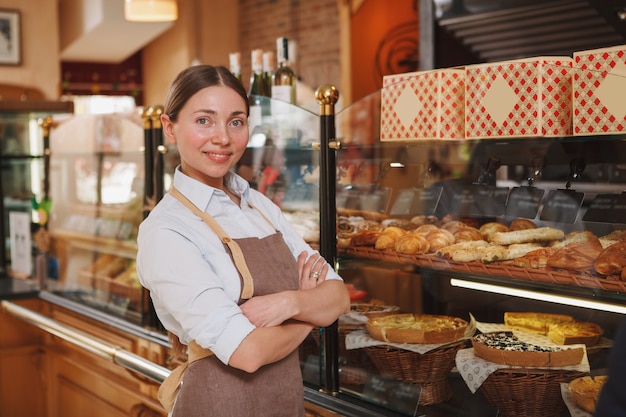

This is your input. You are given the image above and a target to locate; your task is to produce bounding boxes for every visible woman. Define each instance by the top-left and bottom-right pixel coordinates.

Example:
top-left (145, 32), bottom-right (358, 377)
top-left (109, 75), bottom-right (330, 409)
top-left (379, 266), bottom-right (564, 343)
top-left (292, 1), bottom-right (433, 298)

top-left (136, 65), bottom-right (349, 417)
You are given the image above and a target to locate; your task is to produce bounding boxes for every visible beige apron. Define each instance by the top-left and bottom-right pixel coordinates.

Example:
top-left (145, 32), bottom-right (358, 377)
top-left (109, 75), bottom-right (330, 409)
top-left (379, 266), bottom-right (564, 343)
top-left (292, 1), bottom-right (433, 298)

top-left (159, 186), bottom-right (304, 417)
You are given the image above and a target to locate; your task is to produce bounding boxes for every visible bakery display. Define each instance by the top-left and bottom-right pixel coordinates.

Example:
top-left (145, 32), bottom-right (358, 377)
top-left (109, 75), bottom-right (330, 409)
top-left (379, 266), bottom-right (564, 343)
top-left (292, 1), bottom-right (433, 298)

top-left (471, 331), bottom-right (585, 367)
top-left (569, 375), bottom-right (608, 414)
top-left (365, 313), bottom-right (468, 344)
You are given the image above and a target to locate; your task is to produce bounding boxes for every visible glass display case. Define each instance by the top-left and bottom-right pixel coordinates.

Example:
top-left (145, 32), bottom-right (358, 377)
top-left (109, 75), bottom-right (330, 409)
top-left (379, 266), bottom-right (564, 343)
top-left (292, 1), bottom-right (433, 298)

top-left (0, 101), bottom-right (73, 278)
top-left (39, 87), bottom-right (626, 416)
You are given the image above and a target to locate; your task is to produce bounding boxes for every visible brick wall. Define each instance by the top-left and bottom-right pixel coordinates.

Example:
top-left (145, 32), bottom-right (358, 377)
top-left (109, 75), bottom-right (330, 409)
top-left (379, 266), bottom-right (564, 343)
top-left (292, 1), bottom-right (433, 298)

top-left (238, 0), bottom-right (341, 98)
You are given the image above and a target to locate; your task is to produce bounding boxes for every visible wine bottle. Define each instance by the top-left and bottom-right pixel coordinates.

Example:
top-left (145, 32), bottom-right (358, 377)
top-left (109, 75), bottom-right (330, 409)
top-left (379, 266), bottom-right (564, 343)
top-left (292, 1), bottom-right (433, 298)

top-left (249, 49), bottom-right (268, 97)
top-left (271, 37), bottom-right (296, 105)
top-left (248, 49), bottom-right (267, 133)
top-left (262, 51), bottom-right (275, 99)
top-left (228, 52), bottom-right (242, 82)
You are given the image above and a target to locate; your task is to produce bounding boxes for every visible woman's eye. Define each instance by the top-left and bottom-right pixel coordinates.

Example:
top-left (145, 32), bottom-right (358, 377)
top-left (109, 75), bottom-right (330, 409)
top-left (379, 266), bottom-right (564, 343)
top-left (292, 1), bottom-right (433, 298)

top-left (197, 117), bottom-right (213, 126)
top-left (231, 119), bottom-right (246, 127)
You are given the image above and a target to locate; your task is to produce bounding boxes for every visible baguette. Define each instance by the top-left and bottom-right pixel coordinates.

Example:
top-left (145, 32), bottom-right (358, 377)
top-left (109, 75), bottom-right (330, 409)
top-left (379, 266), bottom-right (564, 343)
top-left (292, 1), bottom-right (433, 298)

top-left (481, 243), bottom-right (543, 263)
top-left (436, 240), bottom-right (489, 262)
top-left (491, 227), bottom-right (565, 245)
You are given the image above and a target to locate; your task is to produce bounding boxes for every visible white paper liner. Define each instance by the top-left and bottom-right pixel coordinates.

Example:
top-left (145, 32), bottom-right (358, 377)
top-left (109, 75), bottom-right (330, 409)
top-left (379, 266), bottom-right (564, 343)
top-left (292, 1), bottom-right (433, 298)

top-left (561, 382), bottom-right (593, 417)
top-left (345, 314), bottom-right (477, 354)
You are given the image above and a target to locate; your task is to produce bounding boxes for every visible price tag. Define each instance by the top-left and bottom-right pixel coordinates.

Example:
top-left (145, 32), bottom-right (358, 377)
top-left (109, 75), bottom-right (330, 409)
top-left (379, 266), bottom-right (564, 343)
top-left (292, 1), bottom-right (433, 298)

top-left (448, 184), bottom-right (509, 217)
top-left (389, 185), bottom-right (443, 216)
top-left (540, 189), bottom-right (584, 223)
top-left (506, 186), bottom-right (545, 218)
top-left (583, 193), bottom-right (626, 224)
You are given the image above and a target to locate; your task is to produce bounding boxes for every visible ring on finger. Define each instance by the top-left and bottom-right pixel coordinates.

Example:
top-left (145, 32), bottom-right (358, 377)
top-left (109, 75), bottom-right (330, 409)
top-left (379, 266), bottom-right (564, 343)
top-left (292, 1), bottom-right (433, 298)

top-left (311, 271), bottom-right (320, 278)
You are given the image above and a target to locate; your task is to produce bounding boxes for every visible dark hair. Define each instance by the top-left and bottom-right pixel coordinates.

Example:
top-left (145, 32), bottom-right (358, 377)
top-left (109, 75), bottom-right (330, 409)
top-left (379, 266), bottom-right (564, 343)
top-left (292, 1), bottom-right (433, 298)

top-left (163, 65), bottom-right (249, 121)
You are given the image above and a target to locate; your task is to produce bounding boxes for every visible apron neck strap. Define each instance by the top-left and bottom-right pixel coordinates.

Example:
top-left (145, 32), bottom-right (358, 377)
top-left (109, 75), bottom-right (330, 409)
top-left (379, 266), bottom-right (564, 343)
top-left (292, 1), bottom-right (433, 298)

top-left (169, 186), bottom-right (254, 300)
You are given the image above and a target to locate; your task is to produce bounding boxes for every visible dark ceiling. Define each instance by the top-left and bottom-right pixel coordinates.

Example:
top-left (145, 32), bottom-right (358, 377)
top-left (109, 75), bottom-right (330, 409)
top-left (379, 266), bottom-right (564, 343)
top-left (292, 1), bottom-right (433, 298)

top-left (434, 0), bottom-right (626, 62)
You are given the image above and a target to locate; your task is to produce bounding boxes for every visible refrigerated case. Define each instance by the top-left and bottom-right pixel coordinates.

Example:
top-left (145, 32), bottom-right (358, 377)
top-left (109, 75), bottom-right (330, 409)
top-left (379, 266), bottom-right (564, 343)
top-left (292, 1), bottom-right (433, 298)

top-left (0, 100), bottom-right (73, 278)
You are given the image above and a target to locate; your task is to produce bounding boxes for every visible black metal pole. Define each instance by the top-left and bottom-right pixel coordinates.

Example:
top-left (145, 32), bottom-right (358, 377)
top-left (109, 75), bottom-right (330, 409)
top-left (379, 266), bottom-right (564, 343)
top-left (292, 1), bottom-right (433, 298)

top-left (151, 106), bottom-right (165, 203)
top-left (142, 107), bottom-right (154, 219)
top-left (316, 85), bottom-right (340, 394)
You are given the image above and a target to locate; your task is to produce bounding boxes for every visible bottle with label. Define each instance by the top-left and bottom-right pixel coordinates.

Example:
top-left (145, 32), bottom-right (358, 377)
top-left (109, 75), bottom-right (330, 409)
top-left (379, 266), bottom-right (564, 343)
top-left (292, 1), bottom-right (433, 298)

top-left (229, 52), bottom-right (242, 82)
top-left (248, 48), bottom-right (268, 135)
top-left (249, 49), bottom-right (268, 98)
top-left (271, 37), bottom-right (296, 105)
top-left (262, 51), bottom-right (275, 99)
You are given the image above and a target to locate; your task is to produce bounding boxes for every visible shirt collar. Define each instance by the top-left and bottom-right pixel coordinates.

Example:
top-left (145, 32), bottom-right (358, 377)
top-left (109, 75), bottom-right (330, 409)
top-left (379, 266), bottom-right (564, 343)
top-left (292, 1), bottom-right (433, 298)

top-left (171, 166), bottom-right (251, 210)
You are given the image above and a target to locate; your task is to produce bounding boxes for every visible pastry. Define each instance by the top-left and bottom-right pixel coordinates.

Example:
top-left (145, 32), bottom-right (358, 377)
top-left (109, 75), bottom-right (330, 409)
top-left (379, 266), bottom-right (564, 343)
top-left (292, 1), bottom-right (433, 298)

top-left (410, 215), bottom-right (440, 227)
top-left (510, 247), bottom-right (556, 268)
top-left (351, 231), bottom-right (381, 246)
top-left (394, 234), bottom-right (430, 255)
top-left (357, 220), bottom-right (383, 232)
top-left (594, 240), bottom-right (626, 276)
top-left (480, 243), bottom-right (543, 263)
top-left (381, 218), bottom-right (413, 230)
top-left (509, 218), bottom-right (537, 231)
top-left (453, 227), bottom-right (483, 243)
top-left (599, 229), bottom-right (626, 249)
top-left (441, 220), bottom-right (467, 234)
top-left (491, 227), bottom-right (565, 245)
top-left (551, 230), bottom-right (596, 250)
top-left (471, 331), bottom-right (584, 367)
top-left (425, 229), bottom-right (455, 252)
top-left (569, 375), bottom-right (607, 414)
top-left (366, 313), bottom-right (468, 344)
top-left (547, 237), bottom-right (603, 272)
top-left (413, 223), bottom-right (439, 236)
top-left (374, 227), bottom-right (407, 250)
top-left (436, 240), bottom-right (489, 262)
top-left (479, 222), bottom-right (509, 242)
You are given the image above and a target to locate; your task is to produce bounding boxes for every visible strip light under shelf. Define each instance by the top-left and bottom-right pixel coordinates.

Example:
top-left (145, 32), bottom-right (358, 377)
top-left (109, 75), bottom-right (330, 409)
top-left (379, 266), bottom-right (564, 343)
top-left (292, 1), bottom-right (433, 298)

top-left (449, 278), bottom-right (626, 315)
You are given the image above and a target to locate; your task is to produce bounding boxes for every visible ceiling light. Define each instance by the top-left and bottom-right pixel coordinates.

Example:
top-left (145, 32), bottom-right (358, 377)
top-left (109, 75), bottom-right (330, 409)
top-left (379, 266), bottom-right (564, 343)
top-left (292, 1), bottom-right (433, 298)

top-left (125, 0), bottom-right (178, 22)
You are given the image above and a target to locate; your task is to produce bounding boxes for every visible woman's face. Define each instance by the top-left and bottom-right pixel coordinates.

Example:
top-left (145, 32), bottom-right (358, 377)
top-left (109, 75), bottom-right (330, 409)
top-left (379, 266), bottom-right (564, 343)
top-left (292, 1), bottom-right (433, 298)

top-left (162, 85), bottom-right (249, 189)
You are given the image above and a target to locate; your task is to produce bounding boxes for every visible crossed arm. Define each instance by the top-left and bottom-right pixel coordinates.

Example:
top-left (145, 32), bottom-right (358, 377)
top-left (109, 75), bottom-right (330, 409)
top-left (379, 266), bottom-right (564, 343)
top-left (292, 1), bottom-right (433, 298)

top-left (228, 252), bottom-right (350, 373)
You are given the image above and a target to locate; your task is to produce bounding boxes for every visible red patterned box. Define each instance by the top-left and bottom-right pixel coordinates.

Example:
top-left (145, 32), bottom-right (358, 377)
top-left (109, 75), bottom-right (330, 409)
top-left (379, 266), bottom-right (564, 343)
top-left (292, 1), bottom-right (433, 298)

top-left (465, 57), bottom-right (573, 139)
top-left (573, 45), bottom-right (626, 135)
top-left (380, 69), bottom-right (465, 141)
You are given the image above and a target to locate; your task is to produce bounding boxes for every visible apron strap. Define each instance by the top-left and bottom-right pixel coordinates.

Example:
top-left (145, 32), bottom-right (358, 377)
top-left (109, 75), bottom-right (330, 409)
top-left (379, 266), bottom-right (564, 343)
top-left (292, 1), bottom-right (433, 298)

top-left (169, 186), bottom-right (255, 300)
top-left (158, 341), bottom-right (213, 412)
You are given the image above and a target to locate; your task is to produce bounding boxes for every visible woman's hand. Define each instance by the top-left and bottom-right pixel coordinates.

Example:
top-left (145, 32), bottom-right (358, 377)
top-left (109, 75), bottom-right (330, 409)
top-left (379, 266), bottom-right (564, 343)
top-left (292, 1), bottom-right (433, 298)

top-left (298, 251), bottom-right (329, 290)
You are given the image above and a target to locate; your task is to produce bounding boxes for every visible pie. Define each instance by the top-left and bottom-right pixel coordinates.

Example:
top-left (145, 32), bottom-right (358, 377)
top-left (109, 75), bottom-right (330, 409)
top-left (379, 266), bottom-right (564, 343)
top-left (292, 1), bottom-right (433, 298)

top-left (471, 331), bottom-right (584, 367)
top-left (569, 375), bottom-right (607, 413)
top-left (504, 312), bottom-right (603, 346)
top-left (365, 313), bottom-right (468, 344)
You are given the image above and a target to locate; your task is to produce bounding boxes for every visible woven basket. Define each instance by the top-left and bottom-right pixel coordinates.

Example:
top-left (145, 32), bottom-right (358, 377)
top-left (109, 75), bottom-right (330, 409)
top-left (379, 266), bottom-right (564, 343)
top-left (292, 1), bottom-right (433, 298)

top-left (365, 340), bottom-right (466, 405)
top-left (479, 368), bottom-right (586, 417)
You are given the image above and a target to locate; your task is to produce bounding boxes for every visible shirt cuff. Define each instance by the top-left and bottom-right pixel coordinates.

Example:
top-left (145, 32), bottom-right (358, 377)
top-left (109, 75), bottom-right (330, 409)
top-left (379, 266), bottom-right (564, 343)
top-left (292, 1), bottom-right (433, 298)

top-left (210, 314), bottom-right (256, 364)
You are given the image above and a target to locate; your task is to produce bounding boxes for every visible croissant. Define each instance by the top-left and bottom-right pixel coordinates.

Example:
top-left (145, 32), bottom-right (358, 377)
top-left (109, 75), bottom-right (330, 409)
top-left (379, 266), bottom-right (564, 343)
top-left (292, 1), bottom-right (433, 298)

top-left (394, 234), bottom-right (430, 255)
top-left (425, 229), bottom-right (455, 252)
top-left (413, 224), bottom-right (439, 236)
top-left (351, 231), bottom-right (381, 246)
top-left (410, 215), bottom-right (440, 227)
top-left (375, 233), bottom-right (398, 250)
top-left (454, 227), bottom-right (483, 243)
top-left (382, 226), bottom-right (408, 239)
top-left (594, 241), bottom-right (626, 276)
top-left (441, 220), bottom-right (466, 234)
top-left (547, 238), bottom-right (603, 271)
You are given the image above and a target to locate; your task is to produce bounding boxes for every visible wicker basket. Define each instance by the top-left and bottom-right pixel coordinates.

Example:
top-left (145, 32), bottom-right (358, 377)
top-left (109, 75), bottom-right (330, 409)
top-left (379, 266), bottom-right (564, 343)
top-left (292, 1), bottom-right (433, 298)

top-left (365, 340), bottom-right (466, 405)
top-left (479, 368), bottom-right (586, 417)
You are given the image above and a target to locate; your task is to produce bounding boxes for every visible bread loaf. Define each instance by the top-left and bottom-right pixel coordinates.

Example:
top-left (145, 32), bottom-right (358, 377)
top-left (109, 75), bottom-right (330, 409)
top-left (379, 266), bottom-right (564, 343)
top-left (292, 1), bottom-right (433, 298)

top-left (491, 227), bottom-right (564, 245)
top-left (481, 243), bottom-right (543, 263)
top-left (436, 240), bottom-right (489, 262)
top-left (453, 227), bottom-right (483, 243)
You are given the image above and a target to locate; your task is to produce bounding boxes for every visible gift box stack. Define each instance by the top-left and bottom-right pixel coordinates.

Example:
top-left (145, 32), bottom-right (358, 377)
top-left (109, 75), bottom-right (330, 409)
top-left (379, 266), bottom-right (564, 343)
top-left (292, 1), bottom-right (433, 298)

top-left (380, 44), bottom-right (626, 140)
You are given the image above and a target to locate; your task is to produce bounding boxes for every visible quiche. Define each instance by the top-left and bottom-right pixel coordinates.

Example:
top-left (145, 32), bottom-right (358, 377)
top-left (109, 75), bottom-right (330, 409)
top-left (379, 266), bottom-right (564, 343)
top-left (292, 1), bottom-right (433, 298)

top-left (471, 331), bottom-right (584, 367)
top-left (504, 312), bottom-right (603, 346)
top-left (365, 313), bottom-right (468, 344)
top-left (569, 375), bottom-right (607, 414)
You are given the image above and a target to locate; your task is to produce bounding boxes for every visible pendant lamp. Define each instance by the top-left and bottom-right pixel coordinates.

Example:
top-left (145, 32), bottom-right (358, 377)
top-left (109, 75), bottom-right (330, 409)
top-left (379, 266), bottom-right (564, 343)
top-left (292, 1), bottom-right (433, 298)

top-left (125, 0), bottom-right (178, 22)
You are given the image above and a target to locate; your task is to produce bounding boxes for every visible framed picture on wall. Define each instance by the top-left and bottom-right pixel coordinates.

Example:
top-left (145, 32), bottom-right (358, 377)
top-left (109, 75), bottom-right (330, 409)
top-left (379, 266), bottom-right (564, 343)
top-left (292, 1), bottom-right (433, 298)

top-left (0, 9), bottom-right (21, 65)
